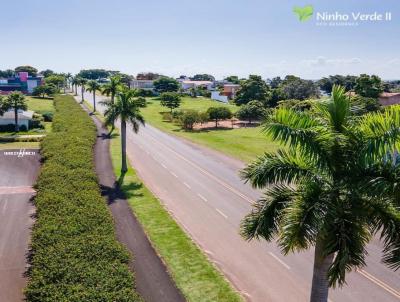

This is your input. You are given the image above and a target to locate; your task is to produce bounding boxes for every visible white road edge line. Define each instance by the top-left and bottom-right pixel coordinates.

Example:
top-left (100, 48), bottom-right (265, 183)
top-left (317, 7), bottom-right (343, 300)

top-left (183, 182), bottom-right (191, 189)
top-left (161, 163), bottom-right (167, 169)
top-left (197, 193), bottom-right (208, 202)
top-left (216, 208), bottom-right (228, 219)
top-left (268, 252), bottom-right (290, 270)
top-left (170, 171), bottom-right (178, 178)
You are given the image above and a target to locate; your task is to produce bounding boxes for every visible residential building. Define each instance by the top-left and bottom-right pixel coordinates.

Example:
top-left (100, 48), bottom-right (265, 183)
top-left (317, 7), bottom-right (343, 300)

top-left (130, 79), bottom-right (155, 90)
top-left (378, 92), bottom-right (400, 106)
top-left (222, 84), bottom-right (241, 99)
top-left (211, 91), bottom-right (228, 103)
top-left (0, 109), bottom-right (34, 129)
top-left (179, 80), bottom-right (214, 91)
top-left (0, 72), bottom-right (43, 95)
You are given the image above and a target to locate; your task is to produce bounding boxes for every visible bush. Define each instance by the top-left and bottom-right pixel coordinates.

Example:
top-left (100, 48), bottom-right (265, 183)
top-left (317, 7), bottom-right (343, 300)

top-left (206, 106), bottom-right (232, 128)
top-left (161, 112), bottom-right (173, 121)
top-left (137, 89), bottom-right (155, 97)
top-left (0, 124), bottom-right (16, 132)
top-left (42, 112), bottom-right (53, 122)
top-left (25, 95), bottom-right (141, 301)
top-left (179, 110), bottom-right (200, 130)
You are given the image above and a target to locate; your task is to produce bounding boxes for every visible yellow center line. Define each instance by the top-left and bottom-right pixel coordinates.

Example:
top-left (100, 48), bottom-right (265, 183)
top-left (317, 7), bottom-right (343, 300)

top-left (358, 269), bottom-right (400, 299)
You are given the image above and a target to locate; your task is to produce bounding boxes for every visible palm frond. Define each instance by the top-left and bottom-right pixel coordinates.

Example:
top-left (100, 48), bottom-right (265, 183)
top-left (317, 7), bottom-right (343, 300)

top-left (241, 149), bottom-right (323, 188)
top-left (279, 182), bottom-right (325, 254)
top-left (240, 184), bottom-right (295, 241)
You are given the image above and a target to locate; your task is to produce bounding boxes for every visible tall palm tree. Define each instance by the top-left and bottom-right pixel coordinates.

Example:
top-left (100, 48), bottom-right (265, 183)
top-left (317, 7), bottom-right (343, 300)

top-left (86, 80), bottom-right (101, 112)
top-left (79, 78), bottom-right (88, 103)
top-left (71, 76), bottom-right (79, 96)
top-left (241, 85), bottom-right (400, 302)
top-left (0, 91), bottom-right (27, 132)
top-left (102, 75), bottom-right (122, 104)
top-left (102, 89), bottom-right (145, 173)
top-left (66, 72), bottom-right (73, 91)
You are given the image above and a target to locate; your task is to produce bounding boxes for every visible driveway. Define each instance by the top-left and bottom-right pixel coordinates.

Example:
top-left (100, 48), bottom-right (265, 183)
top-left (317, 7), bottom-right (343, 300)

top-left (0, 149), bottom-right (41, 302)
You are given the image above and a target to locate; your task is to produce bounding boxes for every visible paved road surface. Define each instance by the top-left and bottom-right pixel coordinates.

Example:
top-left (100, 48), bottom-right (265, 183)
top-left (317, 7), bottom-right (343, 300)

top-left (80, 91), bottom-right (400, 302)
top-left (0, 149), bottom-right (40, 302)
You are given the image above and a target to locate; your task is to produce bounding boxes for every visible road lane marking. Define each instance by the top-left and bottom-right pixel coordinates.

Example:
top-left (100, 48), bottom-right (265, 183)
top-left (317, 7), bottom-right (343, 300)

top-left (145, 134), bottom-right (253, 203)
top-left (183, 182), bottom-right (191, 189)
top-left (268, 252), bottom-right (290, 270)
top-left (358, 269), bottom-right (400, 299)
top-left (197, 193), bottom-right (208, 202)
top-left (216, 208), bottom-right (228, 219)
top-left (170, 172), bottom-right (178, 178)
top-left (161, 163), bottom-right (167, 169)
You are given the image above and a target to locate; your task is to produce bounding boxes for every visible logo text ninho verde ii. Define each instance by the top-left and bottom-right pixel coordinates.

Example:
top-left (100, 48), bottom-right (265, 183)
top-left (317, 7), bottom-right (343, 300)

top-left (316, 11), bottom-right (392, 22)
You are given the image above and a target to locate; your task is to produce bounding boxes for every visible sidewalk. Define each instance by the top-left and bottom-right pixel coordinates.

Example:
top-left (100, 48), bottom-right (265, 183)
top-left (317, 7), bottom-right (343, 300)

top-left (84, 104), bottom-right (185, 302)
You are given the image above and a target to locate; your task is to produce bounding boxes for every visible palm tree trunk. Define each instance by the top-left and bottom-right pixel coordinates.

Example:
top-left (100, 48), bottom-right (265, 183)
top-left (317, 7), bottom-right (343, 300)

top-left (75, 85), bottom-right (77, 96)
top-left (121, 120), bottom-right (128, 173)
top-left (81, 86), bottom-right (84, 103)
top-left (14, 108), bottom-right (19, 132)
top-left (310, 238), bottom-right (334, 302)
top-left (93, 92), bottom-right (96, 112)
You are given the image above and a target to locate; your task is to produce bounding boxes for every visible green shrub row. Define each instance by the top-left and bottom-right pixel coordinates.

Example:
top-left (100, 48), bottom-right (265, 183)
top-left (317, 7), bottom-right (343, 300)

top-left (25, 95), bottom-right (142, 302)
top-left (0, 135), bottom-right (43, 142)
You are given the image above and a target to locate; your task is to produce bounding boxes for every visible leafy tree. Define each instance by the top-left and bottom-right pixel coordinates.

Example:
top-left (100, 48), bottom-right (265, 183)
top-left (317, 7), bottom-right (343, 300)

top-left (355, 74), bottom-right (383, 98)
top-left (160, 92), bottom-right (181, 112)
top-left (234, 75), bottom-right (270, 106)
top-left (269, 76), bottom-right (283, 89)
top-left (40, 69), bottom-right (55, 77)
top-left (281, 75), bottom-right (320, 100)
top-left (77, 69), bottom-right (110, 80)
top-left (0, 69), bottom-right (14, 78)
top-left (179, 110), bottom-right (200, 130)
top-left (236, 101), bottom-right (267, 124)
top-left (102, 90), bottom-right (145, 172)
top-left (206, 107), bottom-right (232, 128)
top-left (136, 72), bottom-right (160, 80)
top-left (15, 65), bottom-right (37, 76)
top-left (45, 74), bottom-right (66, 89)
top-left (154, 77), bottom-right (180, 93)
top-left (0, 91), bottom-right (27, 132)
top-left (102, 75), bottom-right (122, 104)
top-left (241, 85), bottom-right (400, 302)
top-left (191, 74), bottom-right (215, 81)
top-left (224, 75), bottom-right (240, 84)
top-left (32, 84), bottom-right (57, 98)
top-left (86, 80), bottom-right (101, 112)
top-left (318, 75), bottom-right (357, 94)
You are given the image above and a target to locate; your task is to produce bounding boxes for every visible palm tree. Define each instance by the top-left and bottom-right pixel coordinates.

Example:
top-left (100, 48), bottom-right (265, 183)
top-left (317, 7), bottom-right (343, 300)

top-left (102, 75), bottom-right (122, 104)
top-left (86, 80), bottom-right (101, 112)
top-left (240, 85), bottom-right (400, 302)
top-left (0, 91), bottom-right (27, 132)
top-left (66, 72), bottom-right (73, 91)
top-left (102, 89), bottom-right (145, 173)
top-left (79, 78), bottom-right (88, 103)
top-left (71, 76), bottom-right (79, 96)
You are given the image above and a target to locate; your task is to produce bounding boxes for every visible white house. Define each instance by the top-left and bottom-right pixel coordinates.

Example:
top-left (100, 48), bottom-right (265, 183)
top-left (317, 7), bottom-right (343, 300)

top-left (0, 110), bottom-right (34, 129)
top-left (211, 91), bottom-right (228, 103)
top-left (180, 80), bottom-right (214, 91)
top-left (130, 79), bottom-right (155, 90)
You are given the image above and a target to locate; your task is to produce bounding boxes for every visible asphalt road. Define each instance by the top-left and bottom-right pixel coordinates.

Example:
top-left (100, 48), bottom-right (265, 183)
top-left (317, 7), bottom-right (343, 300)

top-left (0, 148), bottom-right (40, 302)
top-left (80, 91), bottom-right (400, 302)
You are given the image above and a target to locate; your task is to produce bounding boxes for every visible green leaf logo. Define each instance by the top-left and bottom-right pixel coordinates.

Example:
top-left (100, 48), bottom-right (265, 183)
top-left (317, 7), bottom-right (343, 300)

top-left (293, 5), bottom-right (314, 22)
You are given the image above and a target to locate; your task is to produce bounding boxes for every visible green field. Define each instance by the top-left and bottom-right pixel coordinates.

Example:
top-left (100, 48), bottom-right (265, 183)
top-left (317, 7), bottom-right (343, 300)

top-left (110, 130), bottom-right (243, 302)
top-left (141, 97), bottom-right (279, 162)
top-left (0, 141), bottom-right (40, 149)
top-left (26, 96), bottom-right (54, 114)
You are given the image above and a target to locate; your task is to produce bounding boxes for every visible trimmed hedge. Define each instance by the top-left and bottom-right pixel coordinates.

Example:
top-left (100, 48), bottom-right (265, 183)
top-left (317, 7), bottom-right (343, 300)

top-left (25, 95), bottom-right (141, 301)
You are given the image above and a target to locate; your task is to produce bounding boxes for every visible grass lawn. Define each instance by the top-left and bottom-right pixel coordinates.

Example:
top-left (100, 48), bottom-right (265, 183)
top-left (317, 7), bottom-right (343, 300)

top-left (141, 97), bottom-right (279, 162)
top-left (0, 141), bottom-right (40, 149)
top-left (26, 96), bottom-right (54, 114)
top-left (110, 130), bottom-right (243, 302)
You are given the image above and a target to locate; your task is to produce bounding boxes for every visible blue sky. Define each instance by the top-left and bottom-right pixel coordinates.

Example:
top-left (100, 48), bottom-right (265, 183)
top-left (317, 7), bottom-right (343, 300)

top-left (0, 0), bottom-right (399, 79)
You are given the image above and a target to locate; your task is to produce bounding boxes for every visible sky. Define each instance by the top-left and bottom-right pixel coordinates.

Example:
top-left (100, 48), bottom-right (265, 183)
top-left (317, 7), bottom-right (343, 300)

top-left (0, 0), bottom-right (399, 80)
